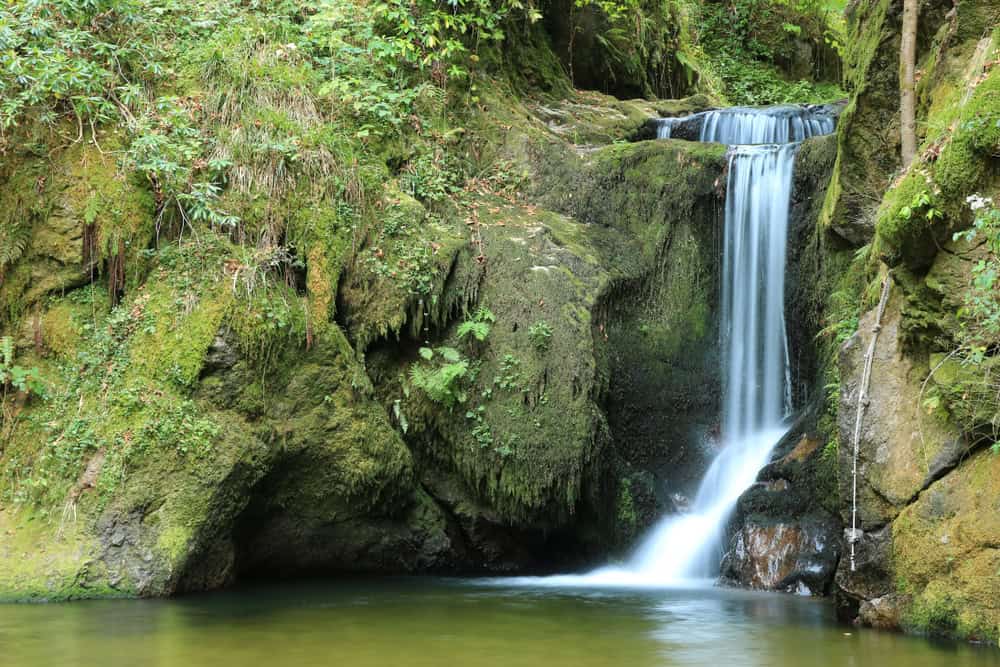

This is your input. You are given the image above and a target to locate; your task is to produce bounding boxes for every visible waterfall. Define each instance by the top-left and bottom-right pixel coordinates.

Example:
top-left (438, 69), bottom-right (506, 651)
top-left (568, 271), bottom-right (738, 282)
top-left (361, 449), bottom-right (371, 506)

top-left (654, 105), bottom-right (834, 144)
top-left (513, 106), bottom-right (835, 588)
top-left (656, 118), bottom-right (680, 139)
top-left (624, 140), bottom-right (800, 582)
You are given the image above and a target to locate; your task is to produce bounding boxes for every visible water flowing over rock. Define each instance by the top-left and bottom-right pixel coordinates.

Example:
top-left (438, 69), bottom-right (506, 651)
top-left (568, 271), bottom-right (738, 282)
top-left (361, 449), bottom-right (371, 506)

top-left (527, 106), bottom-right (837, 587)
top-left (653, 105), bottom-right (836, 143)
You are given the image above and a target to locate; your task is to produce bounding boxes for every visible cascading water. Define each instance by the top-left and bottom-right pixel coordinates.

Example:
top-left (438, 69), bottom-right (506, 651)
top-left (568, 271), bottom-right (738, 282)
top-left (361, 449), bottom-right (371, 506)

top-left (513, 106), bottom-right (835, 588)
top-left (624, 139), bottom-right (801, 583)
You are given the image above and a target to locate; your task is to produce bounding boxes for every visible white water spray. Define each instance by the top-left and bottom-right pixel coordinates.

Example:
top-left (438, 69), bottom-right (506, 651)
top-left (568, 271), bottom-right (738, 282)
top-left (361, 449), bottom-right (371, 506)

top-left (509, 106), bottom-right (835, 588)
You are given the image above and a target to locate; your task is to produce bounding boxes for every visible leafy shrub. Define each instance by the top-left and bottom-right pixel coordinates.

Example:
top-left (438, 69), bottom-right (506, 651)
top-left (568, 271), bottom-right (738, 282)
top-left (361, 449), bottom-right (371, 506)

top-left (0, 335), bottom-right (44, 445)
top-left (494, 353), bottom-right (522, 391)
top-left (0, 336), bottom-right (44, 397)
top-left (400, 151), bottom-right (464, 202)
top-left (693, 0), bottom-right (846, 105)
top-left (939, 195), bottom-right (1000, 454)
top-left (308, 0), bottom-right (536, 138)
top-left (0, 0), bottom-right (164, 136)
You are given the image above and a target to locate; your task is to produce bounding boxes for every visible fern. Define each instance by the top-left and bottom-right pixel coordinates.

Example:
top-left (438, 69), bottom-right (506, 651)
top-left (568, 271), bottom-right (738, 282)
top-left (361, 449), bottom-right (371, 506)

top-left (528, 320), bottom-right (553, 351)
top-left (457, 321), bottom-right (490, 342)
top-left (0, 336), bottom-right (12, 370)
top-left (0, 221), bottom-right (30, 270)
top-left (409, 348), bottom-right (470, 408)
top-left (456, 306), bottom-right (495, 343)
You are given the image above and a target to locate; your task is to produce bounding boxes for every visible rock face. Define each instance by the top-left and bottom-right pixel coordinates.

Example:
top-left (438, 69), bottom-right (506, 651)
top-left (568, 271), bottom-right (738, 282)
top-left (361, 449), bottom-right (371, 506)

top-left (834, 296), bottom-right (1000, 639)
top-left (0, 87), bottom-right (728, 598)
top-left (723, 520), bottom-right (838, 594)
top-left (836, 326), bottom-right (1000, 640)
top-left (820, 0), bottom-right (1000, 643)
top-left (837, 295), bottom-right (966, 529)
top-left (723, 430), bottom-right (842, 596)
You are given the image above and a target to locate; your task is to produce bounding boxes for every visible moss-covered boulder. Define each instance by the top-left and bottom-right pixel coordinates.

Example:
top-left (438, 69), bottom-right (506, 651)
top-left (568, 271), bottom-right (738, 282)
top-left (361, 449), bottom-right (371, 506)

top-left (0, 48), bottom-right (737, 596)
top-left (892, 449), bottom-right (1000, 641)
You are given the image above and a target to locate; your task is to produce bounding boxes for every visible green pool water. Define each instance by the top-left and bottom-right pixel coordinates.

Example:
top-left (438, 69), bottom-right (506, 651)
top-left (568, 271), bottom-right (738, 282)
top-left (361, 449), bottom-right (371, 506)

top-left (1, 578), bottom-right (997, 666)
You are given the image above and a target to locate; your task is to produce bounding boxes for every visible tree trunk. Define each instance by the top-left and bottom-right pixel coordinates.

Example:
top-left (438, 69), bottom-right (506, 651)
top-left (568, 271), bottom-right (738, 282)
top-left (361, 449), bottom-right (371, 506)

top-left (900, 0), bottom-right (918, 168)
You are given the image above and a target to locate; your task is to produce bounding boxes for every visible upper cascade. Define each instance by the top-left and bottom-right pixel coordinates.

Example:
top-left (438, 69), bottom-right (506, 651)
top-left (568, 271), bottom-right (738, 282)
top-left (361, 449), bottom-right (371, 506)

top-left (656, 105), bottom-right (836, 145)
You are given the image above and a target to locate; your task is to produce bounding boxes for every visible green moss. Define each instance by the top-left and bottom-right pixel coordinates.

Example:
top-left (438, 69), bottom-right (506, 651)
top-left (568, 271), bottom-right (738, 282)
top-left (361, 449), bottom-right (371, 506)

top-left (128, 275), bottom-right (233, 390)
top-left (0, 136), bottom-right (155, 328)
top-left (932, 61), bottom-right (1000, 202)
top-left (226, 283), bottom-right (308, 371)
top-left (904, 581), bottom-right (960, 637)
top-left (874, 170), bottom-right (940, 268)
top-left (928, 352), bottom-right (1000, 431)
top-left (0, 508), bottom-right (124, 602)
top-left (36, 301), bottom-right (85, 357)
top-left (892, 450), bottom-right (1000, 643)
top-left (615, 478), bottom-right (637, 535)
top-left (820, 0), bottom-right (898, 239)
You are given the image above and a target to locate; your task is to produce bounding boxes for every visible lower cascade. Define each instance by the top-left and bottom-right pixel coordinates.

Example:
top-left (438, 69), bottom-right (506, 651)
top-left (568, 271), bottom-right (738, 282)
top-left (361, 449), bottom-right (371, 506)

top-left (532, 106), bottom-right (835, 587)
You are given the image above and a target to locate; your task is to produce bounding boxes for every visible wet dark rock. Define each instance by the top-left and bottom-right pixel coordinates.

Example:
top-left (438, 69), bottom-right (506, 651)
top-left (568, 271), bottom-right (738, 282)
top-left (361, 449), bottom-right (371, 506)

top-left (834, 524), bottom-right (896, 616)
top-left (724, 426), bottom-right (843, 596)
top-left (721, 517), bottom-right (840, 595)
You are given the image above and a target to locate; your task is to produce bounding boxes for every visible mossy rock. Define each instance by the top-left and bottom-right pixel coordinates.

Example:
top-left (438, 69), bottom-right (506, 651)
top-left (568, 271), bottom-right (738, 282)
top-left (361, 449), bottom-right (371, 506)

top-left (893, 449), bottom-right (1000, 643)
top-left (0, 139), bottom-right (154, 324)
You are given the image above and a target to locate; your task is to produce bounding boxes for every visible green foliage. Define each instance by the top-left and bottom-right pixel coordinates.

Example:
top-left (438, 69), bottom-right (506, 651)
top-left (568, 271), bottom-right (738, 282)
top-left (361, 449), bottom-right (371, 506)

top-left (692, 0), bottom-right (845, 105)
top-left (527, 320), bottom-right (552, 351)
top-left (929, 196), bottom-right (1000, 455)
top-left (493, 353), bottom-right (522, 391)
top-left (0, 0), bottom-right (157, 136)
top-left (0, 220), bottom-right (31, 270)
top-left (897, 189), bottom-right (944, 225)
top-left (710, 53), bottom-right (843, 105)
top-left (308, 0), bottom-right (535, 139)
top-left (125, 96), bottom-right (239, 232)
top-left (401, 150), bottom-right (463, 202)
top-left (136, 399), bottom-right (219, 458)
top-left (0, 337), bottom-right (44, 396)
top-left (409, 346), bottom-right (470, 407)
top-left (0, 335), bottom-right (45, 441)
top-left (456, 306), bottom-right (495, 342)
top-left (953, 198), bottom-right (1000, 351)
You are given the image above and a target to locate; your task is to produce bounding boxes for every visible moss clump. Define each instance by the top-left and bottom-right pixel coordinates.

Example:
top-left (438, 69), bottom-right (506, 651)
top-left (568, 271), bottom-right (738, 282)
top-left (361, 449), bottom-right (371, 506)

top-left (874, 32), bottom-right (999, 270)
top-left (932, 61), bottom-right (1000, 201)
top-left (0, 509), bottom-right (122, 602)
top-left (127, 259), bottom-right (233, 390)
top-left (873, 169), bottom-right (941, 269)
top-left (0, 139), bottom-right (154, 325)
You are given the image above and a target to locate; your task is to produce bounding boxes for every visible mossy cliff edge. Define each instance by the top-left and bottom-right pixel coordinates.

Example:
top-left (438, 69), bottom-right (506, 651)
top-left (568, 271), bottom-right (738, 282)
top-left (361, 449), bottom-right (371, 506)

top-left (0, 0), bottom-right (735, 598)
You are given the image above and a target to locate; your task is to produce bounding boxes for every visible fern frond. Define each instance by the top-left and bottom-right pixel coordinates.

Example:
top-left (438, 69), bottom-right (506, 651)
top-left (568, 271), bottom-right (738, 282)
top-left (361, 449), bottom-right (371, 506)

top-left (0, 221), bottom-right (30, 269)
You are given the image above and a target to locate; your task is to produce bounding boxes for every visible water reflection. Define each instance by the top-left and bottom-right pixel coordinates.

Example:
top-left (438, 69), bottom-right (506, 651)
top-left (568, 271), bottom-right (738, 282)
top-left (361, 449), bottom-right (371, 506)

top-left (0, 579), bottom-right (997, 667)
